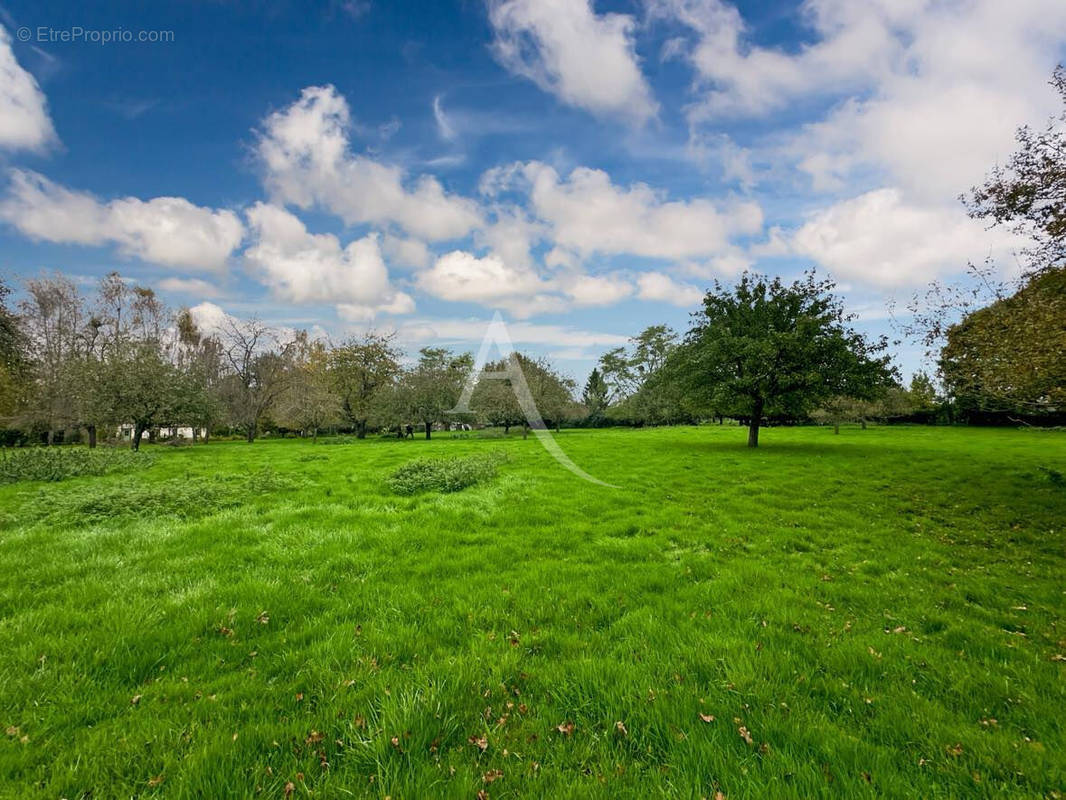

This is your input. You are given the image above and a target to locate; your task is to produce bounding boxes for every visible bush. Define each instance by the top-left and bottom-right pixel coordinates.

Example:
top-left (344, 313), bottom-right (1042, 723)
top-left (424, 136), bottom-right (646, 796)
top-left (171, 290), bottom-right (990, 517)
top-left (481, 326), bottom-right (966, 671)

top-left (387, 451), bottom-right (509, 495)
top-left (0, 447), bottom-right (156, 484)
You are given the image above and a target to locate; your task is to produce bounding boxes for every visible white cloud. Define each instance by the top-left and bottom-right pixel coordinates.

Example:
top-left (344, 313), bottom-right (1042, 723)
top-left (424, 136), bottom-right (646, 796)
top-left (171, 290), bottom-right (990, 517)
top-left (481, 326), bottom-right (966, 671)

top-left (0, 169), bottom-right (243, 271)
top-left (559, 273), bottom-right (633, 306)
top-left (256, 85), bottom-right (481, 240)
top-left (636, 271), bottom-right (704, 306)
top-left (657, 0), bottom-right (1066, 201)
top-left (187, 301), bottom-right (231, 336)
top-left (0, 25), bottom-right (57, 152)
top-left (791, 188), bottom-right (1025, 288)
top-left (504, 161), bottom-right (762, 259)
top-left (652, 0), bottom-right (909, 118)
top-left (415, 249), bottom-right (557, 317)
top-left (382, 233), bottom-right (431, 269)
top-left (415, 249), bottom-right (637, 316)
top-left (158, 277), bottom-right (221, 298)
top-left (395, 316), bottom-right (629, 349)
top-left (244, 202), bottom-right (413, 316)
top-left (488, 0), bottom-right (657, 123)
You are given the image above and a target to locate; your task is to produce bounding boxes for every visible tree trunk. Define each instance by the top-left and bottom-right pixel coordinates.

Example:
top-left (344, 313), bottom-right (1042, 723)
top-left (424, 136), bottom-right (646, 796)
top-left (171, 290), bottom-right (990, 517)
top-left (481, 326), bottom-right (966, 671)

top-left (131, 423), bottom-right (145, 451)
top-left (555, 420), bottom-right (560, 433)
top-left (356, 420), bottom-right (367, 439)
top-left (747, 400), bottom-right (763, 448)
top-left (204, 428), bottom-right (210, 444)
top-left (834, 424), bottom-right (840, 435)
top-left (504, 423), bottom-right (510, 435)
top-left (860, 418), bottom-right (867, 430)
top-left (246, 424), bottom-right (256, 443)
top-left (424, 421), bottom-right (432, 440)
top-left (522, 423), bottom-right (529, 440)
top-left (87, 424), bottom-right (97, 449)
top-left (47, 429), bottom-right (54, 447)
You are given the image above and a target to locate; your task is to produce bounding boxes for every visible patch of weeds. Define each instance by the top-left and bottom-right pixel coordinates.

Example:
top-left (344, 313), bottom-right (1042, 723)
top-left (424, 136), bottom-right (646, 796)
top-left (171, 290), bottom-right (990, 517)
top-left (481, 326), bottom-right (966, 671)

top-left (387, 451), bottom-right (509, 495)
top-left (0, 447), bottom-right (156, 485)
top-left (6, 467), bottom-right (299, 529)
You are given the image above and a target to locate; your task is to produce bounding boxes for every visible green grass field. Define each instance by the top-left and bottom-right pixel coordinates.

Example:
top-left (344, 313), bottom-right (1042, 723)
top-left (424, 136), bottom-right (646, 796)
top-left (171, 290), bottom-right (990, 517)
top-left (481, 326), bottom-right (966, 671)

top-left (1, 426), bottom-right (1064, 798)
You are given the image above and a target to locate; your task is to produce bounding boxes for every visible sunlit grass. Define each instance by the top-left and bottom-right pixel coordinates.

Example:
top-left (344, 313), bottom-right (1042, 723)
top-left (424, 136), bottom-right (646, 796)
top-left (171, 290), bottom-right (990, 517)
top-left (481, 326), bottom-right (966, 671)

top-left (0, 425), bottom-right (1064, 798)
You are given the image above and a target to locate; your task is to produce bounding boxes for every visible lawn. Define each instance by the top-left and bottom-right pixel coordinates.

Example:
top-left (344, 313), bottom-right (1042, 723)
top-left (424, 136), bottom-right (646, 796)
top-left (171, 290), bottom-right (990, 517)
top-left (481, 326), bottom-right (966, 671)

top-left (0, 425), bottom-right (1064, 799)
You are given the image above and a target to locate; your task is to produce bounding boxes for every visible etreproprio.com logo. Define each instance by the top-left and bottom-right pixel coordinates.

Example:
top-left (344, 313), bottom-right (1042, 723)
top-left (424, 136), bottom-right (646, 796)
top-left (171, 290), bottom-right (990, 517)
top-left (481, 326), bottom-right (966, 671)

top-left (16, 26), bottom-right (175, 44)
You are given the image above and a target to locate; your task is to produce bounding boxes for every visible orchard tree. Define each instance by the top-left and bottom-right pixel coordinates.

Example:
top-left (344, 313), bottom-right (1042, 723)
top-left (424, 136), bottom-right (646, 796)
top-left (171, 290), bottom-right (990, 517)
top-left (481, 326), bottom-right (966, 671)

top-left (329, 332), bottom-right (400, 438)
top-left (218, 317), bottom-right (294, 443)
top-left (672, 271), bottom-right (895, 447)
top-left (279, 333), bottom-right (339, 440)
top-left (404, 347), bottom-right (473, 439)
top-left (18, 276), bottom-right (86, 443)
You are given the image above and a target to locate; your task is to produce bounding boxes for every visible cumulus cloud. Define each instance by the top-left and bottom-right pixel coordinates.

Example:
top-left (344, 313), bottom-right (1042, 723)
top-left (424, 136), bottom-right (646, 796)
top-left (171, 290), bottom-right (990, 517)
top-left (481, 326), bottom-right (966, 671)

top-left (0, 25), bottom-right (57, 152)
top-left (416, 249), bottom-right (637, 317)
top-left (395, 316), bottom-right (629, 349)
top-left (0, 169), bottom-right (243, 271)
top-left (657, 0), bottom-right (1066, 201)
top-left (790, 188), bottom-right (1025, 288)
top-left (636, 271), bottom-right (704, 306)
top-left (256, 85), bottom-right (481, 240)
top-left (495, 161), bottom-right (762, 260)
top-left (488, 0), bottom-right (657, 123)
top-left (244, 202), bottom-right (414, 316)
top-left (158, 277), bottom-right (222, 298)
top-left (382, 233), bottom-right (431, 269)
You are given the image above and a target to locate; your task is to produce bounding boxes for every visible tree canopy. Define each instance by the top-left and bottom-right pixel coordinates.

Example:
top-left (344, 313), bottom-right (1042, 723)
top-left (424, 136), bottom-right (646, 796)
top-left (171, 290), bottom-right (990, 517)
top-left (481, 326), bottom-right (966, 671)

top-left (669, 272), bottom-right (895, 446)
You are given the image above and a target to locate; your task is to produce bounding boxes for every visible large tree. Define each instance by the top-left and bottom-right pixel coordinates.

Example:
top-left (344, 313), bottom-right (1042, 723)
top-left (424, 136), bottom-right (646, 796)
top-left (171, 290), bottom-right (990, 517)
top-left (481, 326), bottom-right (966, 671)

top-left (328, 332), bottom-right (400, 438)
top-left (671, 272), bottom-right (895, 447)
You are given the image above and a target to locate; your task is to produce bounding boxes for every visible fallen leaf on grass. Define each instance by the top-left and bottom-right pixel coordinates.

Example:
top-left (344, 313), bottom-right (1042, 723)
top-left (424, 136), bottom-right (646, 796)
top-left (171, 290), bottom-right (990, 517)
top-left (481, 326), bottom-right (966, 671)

top-left (947, 743), bottom-right (964, 757)
top-left (257, 611), bottom-right (270, 625)
top-left (148, 774), bottom-right (164, 787)
top-left (283, 781), bottom-right (295, 798)
top-left (556, 722), bottom-right (574, 736)
top-left (468, 735), bottom-right (488, 752)
top-left (615, 721), bottom-right (628, 737)
top-left (131, 695), bottom-right (142, 705)
top-left (483, 769), bottom-right (503, 784)
top-left (305, 731), bottom-right (324, 745)
top-left (736, 724), bottom-right (753, 745)
top-left (699, 714), bottom-right (715, 723)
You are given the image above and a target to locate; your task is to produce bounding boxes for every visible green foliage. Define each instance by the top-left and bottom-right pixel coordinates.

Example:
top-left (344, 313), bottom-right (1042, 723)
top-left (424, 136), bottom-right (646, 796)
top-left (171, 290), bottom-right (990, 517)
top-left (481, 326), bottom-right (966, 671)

top-left (941, 267), bottom-right (1066, 412)
top-left (7, 466), bottom-right (296, 529)
top-left (386, 451), bottom-right (508, 495)
top-left (0, 446), bottom-right (156, 484)
top-left (670, 271), bottom-right (895, 445)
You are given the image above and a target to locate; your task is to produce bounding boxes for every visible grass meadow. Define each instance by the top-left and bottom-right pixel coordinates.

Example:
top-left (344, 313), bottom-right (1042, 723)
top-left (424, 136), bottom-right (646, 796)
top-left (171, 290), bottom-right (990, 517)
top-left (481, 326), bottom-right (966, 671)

top-left (0, 425), bottom-right (1064, 798)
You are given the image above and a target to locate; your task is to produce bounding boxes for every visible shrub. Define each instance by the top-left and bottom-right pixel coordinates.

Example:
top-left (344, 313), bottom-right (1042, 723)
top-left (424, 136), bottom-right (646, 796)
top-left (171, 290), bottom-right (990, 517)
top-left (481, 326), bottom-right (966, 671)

top-left (0, 447), bottom-right (156, 484)
top-left (387, 451), bottom-right (509, 495)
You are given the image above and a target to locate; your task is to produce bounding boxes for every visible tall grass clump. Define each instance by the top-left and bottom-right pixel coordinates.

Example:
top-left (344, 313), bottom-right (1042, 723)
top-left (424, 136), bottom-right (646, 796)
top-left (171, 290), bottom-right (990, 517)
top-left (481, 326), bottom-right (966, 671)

top-left (0, 447), bottom-right (156, 484)
top-left (387, 451), bottom-right (509, 495)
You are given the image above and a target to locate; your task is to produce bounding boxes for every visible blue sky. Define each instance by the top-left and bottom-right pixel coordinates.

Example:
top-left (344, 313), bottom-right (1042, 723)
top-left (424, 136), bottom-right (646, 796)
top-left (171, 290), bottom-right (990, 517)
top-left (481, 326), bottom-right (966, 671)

top-left (1, 0), bottom-right (1064, 382)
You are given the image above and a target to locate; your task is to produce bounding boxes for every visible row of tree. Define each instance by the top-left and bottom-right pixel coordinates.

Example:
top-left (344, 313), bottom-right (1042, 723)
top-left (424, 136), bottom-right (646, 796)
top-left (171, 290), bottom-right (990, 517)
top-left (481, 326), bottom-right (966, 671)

top-left (0, 273), bottom-right (584, 448)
